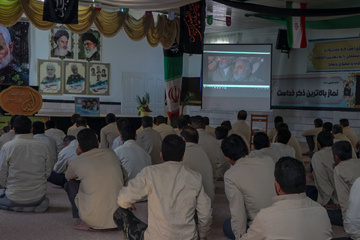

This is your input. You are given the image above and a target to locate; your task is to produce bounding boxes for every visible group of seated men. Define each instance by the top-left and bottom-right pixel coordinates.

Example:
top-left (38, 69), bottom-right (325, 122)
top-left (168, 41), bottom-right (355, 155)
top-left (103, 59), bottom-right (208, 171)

top-left (0, 111), bottom-right (359, 240)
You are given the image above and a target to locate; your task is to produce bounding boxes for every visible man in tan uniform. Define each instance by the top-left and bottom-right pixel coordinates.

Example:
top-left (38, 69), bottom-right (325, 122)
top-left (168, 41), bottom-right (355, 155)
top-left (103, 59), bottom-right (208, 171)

top-left (273, 123), bottom-right (303, 161)
top-left (340, 119), bottom-right (358, 152)
top-left (154, 115), bottom-right (175, 140)
top-left (100, 113), bottom-right (119, 148)
top-left (221, 134), bottom-right (276, 239)
top-left (249, 132), bottom-right (280, 163)
top-left (240, 157), bottom-right (332, 240)
top-left (65, 129), bottom-right (124, 231)
top-left (267, 116), bottom-right (283, 142)
top-left (333, 124), bottom-right (357, 158)
top-left (204, 116), bottom-right (216, 138)
top-left (301, 118), bottom-right (323, 154)
top-left (114, 134), bottom-right (212, 240)
top-left (232, 110), bottom-right (251, 143)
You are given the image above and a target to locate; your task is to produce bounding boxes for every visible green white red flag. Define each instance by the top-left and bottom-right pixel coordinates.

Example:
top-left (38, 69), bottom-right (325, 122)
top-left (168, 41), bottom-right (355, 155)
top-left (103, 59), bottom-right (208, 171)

top-left (286, 2), bottom-right (307, 49)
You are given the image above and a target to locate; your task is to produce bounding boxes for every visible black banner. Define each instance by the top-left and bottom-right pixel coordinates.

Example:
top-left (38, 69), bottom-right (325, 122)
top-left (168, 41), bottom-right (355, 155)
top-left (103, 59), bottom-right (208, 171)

top-left (43, 0), bottom-right (79, 24)
top-left (163, 42), bottom-right (183, 58)
top-left (180, 0), bottom-right (206, 54)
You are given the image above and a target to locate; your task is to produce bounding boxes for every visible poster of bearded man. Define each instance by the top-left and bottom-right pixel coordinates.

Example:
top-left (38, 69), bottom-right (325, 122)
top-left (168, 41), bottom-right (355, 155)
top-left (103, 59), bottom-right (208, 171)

top-left (78, 30), bottom-right (101, 62)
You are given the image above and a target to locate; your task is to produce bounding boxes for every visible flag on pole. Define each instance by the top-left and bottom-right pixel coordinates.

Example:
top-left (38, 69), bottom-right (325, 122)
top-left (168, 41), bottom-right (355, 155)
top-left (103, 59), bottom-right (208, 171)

top-left (43, 0), bottom-right (79, 24)
top-left (286, 2), bottom-right (307, 49)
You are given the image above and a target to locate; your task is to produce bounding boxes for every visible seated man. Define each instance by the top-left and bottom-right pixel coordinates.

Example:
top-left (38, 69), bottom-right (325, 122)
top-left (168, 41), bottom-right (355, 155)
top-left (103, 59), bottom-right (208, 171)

top-left (270, 129), bottom-right (296, 159)
top-left (114, 134), bottom-right (212, 240)
top-left (204, 116), bottom-right (216, 138)
top-left (114, 125), bottom-right (151, 180)
top-left (232, 110), bottom-right (251, 143)
top-left (333, 124), bottom-right (357, 158)
top-left (272, 123), bottom-right (303, 161)
top-left (65, 129), bottom-right (124, 231)
top-left (67, 117), bottom-right (88, 139)
top-left (340, 119), bottom-right (358, 152)
top-left (100, 113), bottom-right (119, 148)
top-left (174, 116), bottom-right (188, 135)
top-left (249, 132), bottom-right (280, 163)
top-left (221, 134), bottom-right (276, 239)
top-left (0, 115), bottom-right (51, 212)
top-left (154, 115), bottom-right (175, 140)
top-left (344, 177), bottom-right (360, 240)
top-left (267, 116), bottom-right (283, 142)
top-left (112, 118), bottom-right (129, 150)
top-left (301, 118), bottom-right (323, 154)
top-left (240, 157), bottom-right (332, 239)
top-left (0, 115), bottom-right (16, 150)
top-left (45, 119), bottom-right (66, 154)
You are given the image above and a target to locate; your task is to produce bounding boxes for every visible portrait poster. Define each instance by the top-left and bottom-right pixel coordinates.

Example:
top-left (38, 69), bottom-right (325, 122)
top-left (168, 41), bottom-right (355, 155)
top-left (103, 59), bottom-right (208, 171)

top-left (64, 61), bottom-right (86, 94)
top-left (78, 29), bottom-right (101, 61)
top-left (37, 59), bottom-right (63, 95)
top-left (0, 22), bottom-right (29, 86)
top-left (75, 97), bottom-right (100, 116)
top-left (88, 63), bottom-right (110, 95)
top-left (50, 26), bottom-right (75, 59)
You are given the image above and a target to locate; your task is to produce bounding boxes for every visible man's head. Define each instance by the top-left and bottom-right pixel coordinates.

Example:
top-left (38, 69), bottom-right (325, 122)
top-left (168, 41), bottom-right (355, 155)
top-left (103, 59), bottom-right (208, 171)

top-left (92, 99), bottom-right (98, 108)
top-left (323, 122), bottom-right (333, 132)
top-left (97, 74), bottom-right (101, 81)
top-left (203, 117), bottom-right (210, 126)
top-left (91, 68), bottom-right (95, 74)
top-left (176, 116), bottom-right (188, 131)
top-left (96, 66), bottom-right (100, 72)
top-left (180, 125), bottom-right (199, 144)
top-left (32, 121), bottom-right (45, 135)
top-left (106, 113), bottom-right (116, 124)
top-left (76, 117), bottom-right (87, 127)
top-left (71, 113), bottom-right (80, 124)
top-left (190, 115), bottom-right (205, 129)
top-left (116, 118), bottom-right (129, 132)
top-left (237, 110), bottom-right (247, 120)
top-left (254, 132), bottom-right (270, 150)
top-left (218, 56), bottom-right (232, 69)
top-left (156, 115), bottom-right (166, 125)
top-left (317, 130), bottom-right (333, 149)
top-left (276, 122), bottom-right (289, 132)
top-left (70, 64), bottom-right (78, 75)
top-left (63, 135), bottom-right (76, 147)
top-left (141, 116), bottom-right (153, 128)
top-left (276, 129), bottom-right (291, 144)
top-left (77, 128), bottom-right (98, 153)
top-left (332, 141), bottom-right (352, 166)
top-left (86, 101), bottom-right (91, 108)
top-left (332, 124), bottom-right (343, 134)
top-left (275, 157), bottom-right (306, 195)
top-left (120, 125), bottom-right (136, 142)
top-left (54, 29), bottom-right (69, 56)
top-left (13, 115), bottom-right (32, 134)
top-left (221, 134), bottom-right (248, 163)
top-left (9, 115), bottom-right (18, 129)
top-left (0, 27), bottom-right (13, 70)
top-left (45, 120), bottom-right (56, 129)
top-left (82, 32), bottom-right (98, 58)
top-left (215, 126), bottom-right (229, 140)
top-left (339, 119), bottom-right (349, 127)
top-left (314, 118), bottom-right (323, 128)
top-left (161, 134), bottom-right (185, 162)
top-left (233, 58), bottom-right (252, 81)
top-left (221, 120), bottom-right (232, 130)
top-left (46, 63), bottom-right (56, 78)
top-left (274, 116), bottom-right (284, 128)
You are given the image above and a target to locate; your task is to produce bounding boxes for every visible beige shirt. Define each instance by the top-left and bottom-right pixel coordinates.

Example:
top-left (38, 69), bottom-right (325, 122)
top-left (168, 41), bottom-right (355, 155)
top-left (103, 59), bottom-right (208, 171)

top-left (154, 123), bottom-right (176, 141)
top-left (183, 142), bottom-right (215, 205)
top-left (67, 126), bottom-right (87, 139)
top-left (301, 127), bottom-right (323, 152)
top-left (334, 158), bottom-right (360, 218)
top-left (33, 133), bottom-right (58, 170)
top-left (249, 148), bottom-right (280, 163)
top-left (136, 127), bottom-right (163, 165)
top-left (267, 128), bottom-right (276, 142)
top-left (343, 126), bottom-right (358, 151)
top-left (232, 120), bottom-right (251, 143)
top-left (0, 134), bottom-right (51, 202)
top-left (240, 193), bottom-right (333, 240)
top-left (0, 130), bottom-right (15, 150)
top-left (311, 146), bottom-right (338, 205)
top-left (224, 155), bottom-right (276, 238)
top-left (272, 133), bottom-right (302, 161)
top-left (65, 148), bottom-right (124, 229)
top-left (100, 122), bottom-right (119, 148)
top-left (117, 161), bottom-right (212, 240)
top-left (45, 128), bottom-right (66, 154)
top-left (205, 125), bottom-right (216, 138)
top-left (270, 142), bottom-right (295, 159)
top-left (67, 123), bottom-right (90, 135)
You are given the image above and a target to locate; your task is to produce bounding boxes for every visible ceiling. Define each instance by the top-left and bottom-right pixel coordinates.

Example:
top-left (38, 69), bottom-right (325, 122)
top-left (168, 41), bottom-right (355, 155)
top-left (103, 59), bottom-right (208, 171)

top-left (79, 0), bottom-right (360, 34)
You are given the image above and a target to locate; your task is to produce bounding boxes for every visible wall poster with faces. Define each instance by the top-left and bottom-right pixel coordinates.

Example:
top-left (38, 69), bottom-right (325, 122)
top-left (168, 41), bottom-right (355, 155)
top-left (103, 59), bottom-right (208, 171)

top-left (49, 26), bottom-right (74, 59)
top-left (78, 29), bottom-right (101, 62)
top-left (88, 63), bottom-right (110, 95)
top-left (37, 59), bottom-right (63, 95)
top-left (64, 61), bottom-right (86, 95)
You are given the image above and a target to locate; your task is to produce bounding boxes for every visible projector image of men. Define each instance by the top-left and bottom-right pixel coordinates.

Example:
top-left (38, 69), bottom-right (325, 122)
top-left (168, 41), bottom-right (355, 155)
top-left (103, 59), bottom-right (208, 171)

top-left (230, 57), bottom-right (264, 83)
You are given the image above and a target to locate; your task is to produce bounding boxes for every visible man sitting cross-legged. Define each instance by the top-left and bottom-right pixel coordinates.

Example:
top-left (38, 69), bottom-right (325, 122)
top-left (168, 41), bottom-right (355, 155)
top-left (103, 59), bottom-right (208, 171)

top-left (114, 134), bottom-right (212, 240)
top-left (249, 132), bottom-right (280, 163)
top-left (240, 157), bottom-right (332, 240)
top-left (0, 115), bottom-right (51, 212)
top-left (65, 128), bottom-right (124, 231)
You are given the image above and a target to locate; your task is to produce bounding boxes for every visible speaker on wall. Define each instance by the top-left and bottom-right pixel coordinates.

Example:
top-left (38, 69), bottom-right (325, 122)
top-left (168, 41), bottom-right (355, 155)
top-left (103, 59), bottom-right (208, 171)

top-left (276, 29), bottom-right (290, 51)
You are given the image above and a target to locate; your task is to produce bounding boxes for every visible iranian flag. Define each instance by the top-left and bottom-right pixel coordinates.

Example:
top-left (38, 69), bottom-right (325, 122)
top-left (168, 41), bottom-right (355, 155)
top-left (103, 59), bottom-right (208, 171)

top-left (286, 2), bottom-right (307, 48)
top-left (164, 43), bottom-right (183, 121)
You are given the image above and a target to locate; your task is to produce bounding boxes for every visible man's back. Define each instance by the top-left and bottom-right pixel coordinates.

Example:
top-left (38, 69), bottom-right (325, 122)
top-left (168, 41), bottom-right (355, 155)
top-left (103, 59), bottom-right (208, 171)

top-left (154, 123), bottom-right (175, 140)
top-left (343, 126), bottom-right (358, 150)
top-left (232, 120), bottom-right (251, 143)
top-left (270, 142), bottom-right (296, 159)
top-left (136, 127), bottom-right (162, 165)
top-left (67, 126), bottom-right (86, 139)
top-left (53, 140), bottom-right (78, 174)
top-left (117, 161), bottom-right (212, 240)
top-left (0, 130), bottom-right (15, 150)
top-left (100, 122), bottom-right (119, 148)
top-left (249, 148), bottom-right (281, 163)
top-left (33, 133), bottom-right (58, 169)
top-left (45, 128), bottom-right (65, 153)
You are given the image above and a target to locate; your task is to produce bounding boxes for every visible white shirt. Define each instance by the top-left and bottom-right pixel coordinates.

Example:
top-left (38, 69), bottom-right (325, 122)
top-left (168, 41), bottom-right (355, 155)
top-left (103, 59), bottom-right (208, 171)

top-left (45, 128), bottom-right (66, 154)
top-left (53, 140), bottom-right (79, 173)
top-left (112, 136), bottom-right (123, 150)
top-left (344, 177), bottom-right (360, 240)
top-left (114, 140), bottom-right (151, 180)
top-left (249, 148), bottom-right (281, 163)
top-left (270, 142), bottom-right (296, 159)
top-left (0, 130), bottom-right (15, 150)
top-left (33, 133), bottom-right (58, 170)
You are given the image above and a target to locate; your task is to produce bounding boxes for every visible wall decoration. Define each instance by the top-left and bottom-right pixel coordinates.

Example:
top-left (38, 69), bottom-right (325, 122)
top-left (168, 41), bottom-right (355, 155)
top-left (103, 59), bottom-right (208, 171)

top-left (50, 26), bottom-right (74, 59)
top-left (75, 97), bottom-right (100, 117)
top-left (37, 59), bottom-right (63, 95)
top-left (64, 61), bottom-right (86, 94)
top-left (88, 63), bottom-right (110, 95)
top-left (78, 29), bottom-right (101, 61)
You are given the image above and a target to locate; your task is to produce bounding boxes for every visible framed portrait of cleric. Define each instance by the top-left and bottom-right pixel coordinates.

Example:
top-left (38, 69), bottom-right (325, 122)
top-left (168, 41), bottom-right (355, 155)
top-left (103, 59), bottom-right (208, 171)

top-left (78, 29), bottom-right (101, 62)
top-left (37, 59), bottom-right (63, 95)
top-left (87, 63), bottom-right (110, 95)
top-left (75, 97), bottom-right (100, 117)
top-left (49, 26), bottom-right (74, 59)
top-left (64, 61), bottom-right (86, 95)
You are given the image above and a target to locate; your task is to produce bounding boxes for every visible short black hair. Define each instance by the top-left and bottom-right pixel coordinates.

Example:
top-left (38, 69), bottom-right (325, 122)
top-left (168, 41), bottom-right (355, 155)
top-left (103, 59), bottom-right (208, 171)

top-left (176, 116), bottom-right (188, 130)
top-left (274, 116), bottom-right (283, 125)
top-left (190, 115), bottom-right (205, 129)
top-left (237, 110), bottom-right (247, 120)
top-left (121, 125), bottom-right (136, 141)
top-left (10, 115), bottom-right (18, 129)
top-left (221, 120), bottom-right (232, 130)
top-left (275, 157), bottom-right (306, 194)
top-left (317, 130), bottom-right (333, 148)
top-left (116, 118), bottom-right (129, 131)
top-left (215, 126), bottom-right (228, 140)
top-left (76, 117), bottom-right (87, 127)
top-left (156, 115), bottom-right (166, 125)
top-left (277, 129), bottom-right (291, 144)
top-left (183, 115), bottom-right (190, 123)
top-left (32, 121), bottom-right (45, 135)
top-left (180, 125), bottom-right (199, 143)
top-left (339, 119), bottom-right (349, 127)
top-left (332, 124), bottom-right (343, 134)
top-left (14, 115), bottom-right (32, 134)
top-left (71, 114), bottom-right (80, 124)
top-left (332, 141), bottom-right (352, 161)
top-left (45, 120), bottom-right (56, 129)
top-left (106, 113), bottom-right (116, 124)
top-left (77, 128), bottom-right (98, 152)
top-left (253, 132), bottom-right (269, 150)
top-left (221, 134), bottom-right (248, 161)
top-left (276, 123), bottom-right (289, 132)
top-left (323, 122), bottom-right (333, 132)
top-left (63, 135), bottom-right (76, 145)
top-left (161, 134), bottom-right (185, 162)
top-left (314, 118), bottom-right (323, 127)
top-left (203, 117), bottom-right (210, 125)
top-left (142, 116), bottom-right (153, 128)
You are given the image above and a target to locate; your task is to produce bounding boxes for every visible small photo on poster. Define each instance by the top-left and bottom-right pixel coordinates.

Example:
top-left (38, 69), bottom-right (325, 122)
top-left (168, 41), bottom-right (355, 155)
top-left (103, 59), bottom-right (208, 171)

top-left (88, 63), bottom-right (110, 95)
top-left (75, 97), bottom-right (100, 117)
